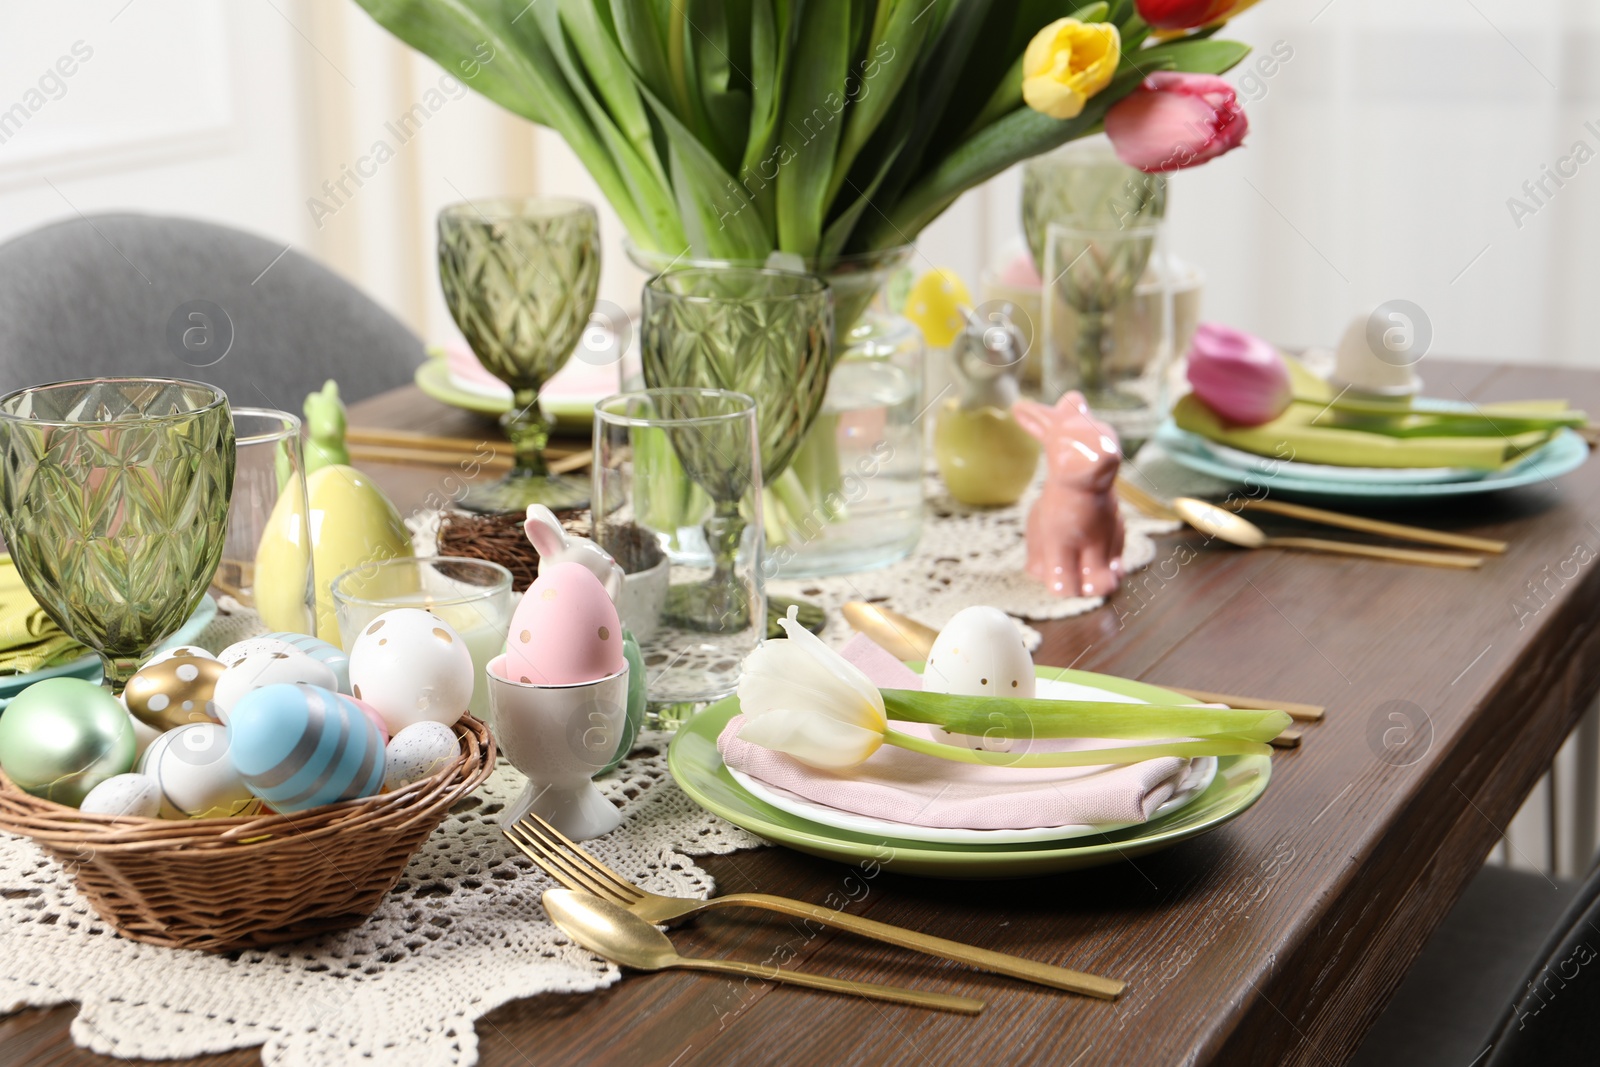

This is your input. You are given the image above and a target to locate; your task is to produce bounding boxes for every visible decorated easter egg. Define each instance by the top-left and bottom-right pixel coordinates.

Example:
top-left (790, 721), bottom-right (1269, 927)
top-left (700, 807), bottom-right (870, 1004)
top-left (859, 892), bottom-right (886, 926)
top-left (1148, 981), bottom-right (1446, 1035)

top-left (0, 679), bottom-right (134, 806)
top-left (382, 721), bottom-right (460, 791)
top-left (124, 655), bottom-right (226, 729)
top-left (346, 696), bottom-right (391, 744)
top-left (599, 629), bottom-right (647, 776)
top-left (145, 645), bottom-right (218, 667)
top-left (261, 631), bottom-right (352, 692)
top-left (504, 562), bottom-right (625, 687)
top-left (923, 606), bottom-right (1036, 698)
top-left (228, 684), bottom-right (385, 812)
top-left (217, 636), bottom-right (301, 667)
top-left (211, 650), bottom-right (338, 724)
top-left (924, 606), bottom-right (1036, 755)
top-left (347, 609), bottom-right (474, 732)
top-left (139, 722), bottom-right (256, 818)
top-left (79, 772), bottom-right (162, 818)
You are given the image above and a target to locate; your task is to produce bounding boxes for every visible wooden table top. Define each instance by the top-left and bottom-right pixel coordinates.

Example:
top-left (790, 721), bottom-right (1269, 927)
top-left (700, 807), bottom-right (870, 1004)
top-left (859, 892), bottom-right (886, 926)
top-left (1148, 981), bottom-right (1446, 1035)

top-left (6, 359), bottom-right (1598, 1067)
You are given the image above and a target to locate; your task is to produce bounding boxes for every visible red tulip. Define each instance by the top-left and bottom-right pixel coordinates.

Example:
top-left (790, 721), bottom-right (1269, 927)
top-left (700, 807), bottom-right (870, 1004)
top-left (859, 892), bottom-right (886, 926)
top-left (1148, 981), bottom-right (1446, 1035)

top-left (1135, 0), bottom-right (1260, 31)
top-left (1104, 72), bottom-right (1248, 173)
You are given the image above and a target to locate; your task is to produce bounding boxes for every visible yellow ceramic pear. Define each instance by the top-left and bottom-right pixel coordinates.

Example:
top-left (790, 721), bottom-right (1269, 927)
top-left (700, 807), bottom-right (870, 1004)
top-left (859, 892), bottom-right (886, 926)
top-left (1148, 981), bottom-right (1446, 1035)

top-left (254, 382), bottom-right (411, 643)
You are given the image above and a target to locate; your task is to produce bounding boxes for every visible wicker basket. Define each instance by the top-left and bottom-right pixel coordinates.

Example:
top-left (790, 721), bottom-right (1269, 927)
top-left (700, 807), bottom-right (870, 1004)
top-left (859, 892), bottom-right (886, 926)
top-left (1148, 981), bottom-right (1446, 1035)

top-left (0, 715), bottom-right (495, 951)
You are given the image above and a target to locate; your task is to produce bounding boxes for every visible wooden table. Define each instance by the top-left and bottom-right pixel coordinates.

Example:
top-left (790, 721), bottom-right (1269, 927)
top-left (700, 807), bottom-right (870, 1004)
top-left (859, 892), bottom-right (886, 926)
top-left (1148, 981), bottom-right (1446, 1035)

top-left (6, 359), bottom-right (1599, 1066)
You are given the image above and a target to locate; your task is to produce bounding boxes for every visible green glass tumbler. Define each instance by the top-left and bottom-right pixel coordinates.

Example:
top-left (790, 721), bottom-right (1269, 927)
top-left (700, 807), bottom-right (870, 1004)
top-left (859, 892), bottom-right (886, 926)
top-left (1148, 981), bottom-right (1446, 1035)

top-left (438, 197), bottom-right (601, 512)
top-left (0, 377), bottom-right (235, 692)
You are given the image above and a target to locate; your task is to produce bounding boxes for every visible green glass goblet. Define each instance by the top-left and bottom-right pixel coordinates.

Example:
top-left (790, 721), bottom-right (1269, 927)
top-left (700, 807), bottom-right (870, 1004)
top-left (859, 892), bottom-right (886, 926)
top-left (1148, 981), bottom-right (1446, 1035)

top-left (438, 198), bottom-right (600, 512)
top-left (0, 377), bottom-right (236, 692)
top-left (640, 268), bottom-right (833, 632)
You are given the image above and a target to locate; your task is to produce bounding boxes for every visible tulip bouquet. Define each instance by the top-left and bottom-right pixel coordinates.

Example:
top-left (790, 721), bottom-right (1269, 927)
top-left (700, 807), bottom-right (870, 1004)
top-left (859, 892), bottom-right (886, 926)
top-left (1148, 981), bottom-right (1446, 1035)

top-left (354, 0), bottom-right (1264, 264)
top-left (737, 609), bottom-right (1288, 771)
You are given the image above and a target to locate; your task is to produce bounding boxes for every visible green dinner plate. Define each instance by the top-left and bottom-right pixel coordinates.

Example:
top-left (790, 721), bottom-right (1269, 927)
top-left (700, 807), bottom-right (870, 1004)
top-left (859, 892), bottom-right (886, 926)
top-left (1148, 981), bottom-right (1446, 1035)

top-left (414, 354), bottom-right (598, 431)
top-left (667, 665), bottom-right (1273, 878)
top-left (1155, 421), bottom-right (1589, 503)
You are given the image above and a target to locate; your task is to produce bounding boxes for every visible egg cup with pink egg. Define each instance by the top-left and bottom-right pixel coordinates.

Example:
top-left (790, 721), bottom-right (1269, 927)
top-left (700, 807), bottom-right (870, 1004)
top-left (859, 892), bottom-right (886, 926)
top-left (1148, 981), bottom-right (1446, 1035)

top-left (488, 562), bottom-right (630, 840)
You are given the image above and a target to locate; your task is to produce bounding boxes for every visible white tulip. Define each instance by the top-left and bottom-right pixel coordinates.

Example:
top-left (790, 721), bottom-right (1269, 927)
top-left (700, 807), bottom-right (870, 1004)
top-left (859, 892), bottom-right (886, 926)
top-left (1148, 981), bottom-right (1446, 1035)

top-left (736, 607), bottom-right (887, 770)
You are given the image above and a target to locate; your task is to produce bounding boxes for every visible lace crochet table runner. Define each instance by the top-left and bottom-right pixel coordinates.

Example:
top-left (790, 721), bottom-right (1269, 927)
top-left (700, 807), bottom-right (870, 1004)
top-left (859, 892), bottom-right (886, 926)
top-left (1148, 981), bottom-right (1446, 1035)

top-left (0, 469), bottom-right (1179, 1066)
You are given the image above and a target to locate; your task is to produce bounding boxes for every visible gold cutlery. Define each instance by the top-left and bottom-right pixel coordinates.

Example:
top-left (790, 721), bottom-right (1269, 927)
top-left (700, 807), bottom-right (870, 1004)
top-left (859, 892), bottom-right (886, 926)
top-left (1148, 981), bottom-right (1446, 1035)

top-left (507, 814), bottom-right (1125, 1000)
top-left (1171, 497), bottom-right (1483, 569)
top-left (1115, 476), bottom-right (1506, 554)
top-left (839, 601), bottom-right (1317, 745)
top-left (345, 427), bottom-right (592, 475)
top-left (544, 889), bottom-right (986, 1014)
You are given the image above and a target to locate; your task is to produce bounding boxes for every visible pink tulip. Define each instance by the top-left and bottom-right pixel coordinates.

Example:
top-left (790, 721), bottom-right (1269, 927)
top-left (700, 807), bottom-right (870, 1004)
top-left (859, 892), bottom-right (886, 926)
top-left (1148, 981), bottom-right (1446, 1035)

top-left (1185, 322), bottom-right (1292, 426)
top-left (1135, 0), bottom-right (1260, 31)
top-left (1104, 72), bottom-right (1248, 174)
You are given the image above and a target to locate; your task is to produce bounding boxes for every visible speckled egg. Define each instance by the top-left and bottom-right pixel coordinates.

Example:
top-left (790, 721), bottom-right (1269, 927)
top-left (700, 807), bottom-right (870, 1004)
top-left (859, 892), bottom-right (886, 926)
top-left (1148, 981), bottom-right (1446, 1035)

top-left (217, 636), bottom-right (301, 668)
top-left (124, 655), bottom-right (226, 729)
top-left (503, 562), bottom-right (624, 686)
top-left (382, 721), bottom-right (460, 791)
top-left (139, 723), bottom-right (257, 818)
top-left (228, 683), bottom-right (386, 813)
top-left (145, 645), bottom-right (218, 668)
top-left (923, 606), bottom-right (1036, 698)
top-left (347, 609), bottom-right (474, 732)
top-left (211, 650), bottom-right (338, 724)
top-left (79, 773), bottom-right (162, 818)
top-left (260, 631), bottom-right (352, 693)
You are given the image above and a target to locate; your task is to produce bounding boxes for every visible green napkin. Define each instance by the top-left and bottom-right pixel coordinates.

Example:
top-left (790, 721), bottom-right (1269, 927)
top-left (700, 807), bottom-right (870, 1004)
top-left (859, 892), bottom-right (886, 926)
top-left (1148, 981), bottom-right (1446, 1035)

top-left (0, 555), bottom-right (88, 675)
top-left (1173, 360), bottom-right (1563, 471)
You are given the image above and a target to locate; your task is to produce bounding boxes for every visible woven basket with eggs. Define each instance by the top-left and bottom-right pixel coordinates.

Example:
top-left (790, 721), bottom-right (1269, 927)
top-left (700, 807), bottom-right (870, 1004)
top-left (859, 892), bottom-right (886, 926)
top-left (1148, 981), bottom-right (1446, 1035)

top-left (0, 625), bottom-right (496, 952)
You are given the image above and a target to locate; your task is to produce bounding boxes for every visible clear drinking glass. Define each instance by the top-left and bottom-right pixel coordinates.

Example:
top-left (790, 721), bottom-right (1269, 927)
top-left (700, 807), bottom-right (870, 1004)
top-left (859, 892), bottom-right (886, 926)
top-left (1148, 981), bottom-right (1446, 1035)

top-left (593, 389), bottom-right (763, 713)
top-left (0, 377), bottom-right (235, 691)
top-left (217, 408), bottom-right (315, 635)
top-left (331, 556), bottom-right (513, 721)
top-left (1042, 221), bottom-right (1171, 449)
top-left (438, 198), bottom-right (601, 512)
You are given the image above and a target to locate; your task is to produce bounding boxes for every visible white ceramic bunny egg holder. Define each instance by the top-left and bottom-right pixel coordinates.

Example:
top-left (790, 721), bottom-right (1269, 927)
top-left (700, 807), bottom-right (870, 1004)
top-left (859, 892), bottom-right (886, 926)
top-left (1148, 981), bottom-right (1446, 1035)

top-left (486, 507), bottom-right (646, 841)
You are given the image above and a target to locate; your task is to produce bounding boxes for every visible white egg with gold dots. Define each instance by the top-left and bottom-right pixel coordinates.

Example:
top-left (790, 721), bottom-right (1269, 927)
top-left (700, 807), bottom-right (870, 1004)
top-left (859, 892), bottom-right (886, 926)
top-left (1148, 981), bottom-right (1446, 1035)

top-left (348, 609), bottom-right (473, 733)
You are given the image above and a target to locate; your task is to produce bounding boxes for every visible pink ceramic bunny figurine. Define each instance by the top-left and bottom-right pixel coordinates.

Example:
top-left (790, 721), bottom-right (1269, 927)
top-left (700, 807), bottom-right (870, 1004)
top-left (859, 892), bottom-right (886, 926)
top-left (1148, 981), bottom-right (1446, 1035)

top-left (1012, 392), bottom-right (1125, 598)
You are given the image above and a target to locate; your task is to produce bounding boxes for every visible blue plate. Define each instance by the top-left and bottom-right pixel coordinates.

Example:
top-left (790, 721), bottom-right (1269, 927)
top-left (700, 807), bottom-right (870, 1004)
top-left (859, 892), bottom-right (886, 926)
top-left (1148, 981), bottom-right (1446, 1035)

top-left (0, 594), bottom-right (219, 707)
top-left (1154, 423), bottom-right (1589, 503)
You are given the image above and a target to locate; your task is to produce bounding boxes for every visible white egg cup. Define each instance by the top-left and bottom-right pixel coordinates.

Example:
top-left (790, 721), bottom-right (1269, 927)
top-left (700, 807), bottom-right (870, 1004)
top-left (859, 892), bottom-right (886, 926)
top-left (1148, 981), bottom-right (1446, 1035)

top-left (485, 654), bottom-right (628, 841)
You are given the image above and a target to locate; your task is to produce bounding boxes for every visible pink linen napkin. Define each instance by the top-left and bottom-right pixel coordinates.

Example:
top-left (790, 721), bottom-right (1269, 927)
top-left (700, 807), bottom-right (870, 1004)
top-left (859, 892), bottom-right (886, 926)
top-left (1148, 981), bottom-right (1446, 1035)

top-left (717, 718), bottom-right (1189, 829)
top-left (719, 633), bottom-right (1191, 830)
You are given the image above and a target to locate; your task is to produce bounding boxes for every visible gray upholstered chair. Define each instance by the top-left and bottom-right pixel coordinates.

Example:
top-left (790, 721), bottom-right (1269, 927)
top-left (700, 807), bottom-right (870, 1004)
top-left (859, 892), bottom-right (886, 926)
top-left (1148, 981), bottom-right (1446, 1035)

top-left (0, 213), bottom-right (424, 408)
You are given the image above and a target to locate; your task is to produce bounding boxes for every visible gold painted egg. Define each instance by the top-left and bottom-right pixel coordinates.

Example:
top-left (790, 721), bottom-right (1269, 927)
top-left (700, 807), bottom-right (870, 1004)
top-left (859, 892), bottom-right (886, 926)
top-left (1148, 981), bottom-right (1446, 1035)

top-left (124, 655), bottom-right (226, 730)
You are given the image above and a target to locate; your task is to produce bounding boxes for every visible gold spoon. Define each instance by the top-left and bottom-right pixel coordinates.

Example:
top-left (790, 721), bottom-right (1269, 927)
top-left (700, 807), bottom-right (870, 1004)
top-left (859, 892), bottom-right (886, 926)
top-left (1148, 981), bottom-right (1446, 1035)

top-left (543, 889), bottom-right (986, 1015)
top-left (1170, 497), bottom-right (1483, 569)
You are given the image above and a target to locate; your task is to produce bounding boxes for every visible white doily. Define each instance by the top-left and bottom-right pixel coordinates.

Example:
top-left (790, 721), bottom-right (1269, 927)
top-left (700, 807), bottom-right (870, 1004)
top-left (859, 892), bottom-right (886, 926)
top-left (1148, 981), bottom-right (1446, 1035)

top-left (0, 738), bottom-right (762, 1067)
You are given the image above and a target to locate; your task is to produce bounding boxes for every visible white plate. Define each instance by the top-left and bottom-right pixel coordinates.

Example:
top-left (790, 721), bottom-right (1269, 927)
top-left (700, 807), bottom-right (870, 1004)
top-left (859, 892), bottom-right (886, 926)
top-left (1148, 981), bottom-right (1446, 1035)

top-left (726, 677), bottom-right (1219, 846)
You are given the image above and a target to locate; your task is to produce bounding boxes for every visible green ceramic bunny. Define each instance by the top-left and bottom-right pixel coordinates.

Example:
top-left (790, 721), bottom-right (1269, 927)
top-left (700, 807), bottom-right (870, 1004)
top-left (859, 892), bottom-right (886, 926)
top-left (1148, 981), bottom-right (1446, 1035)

top-left (304, 380), bottom-right (350, 475)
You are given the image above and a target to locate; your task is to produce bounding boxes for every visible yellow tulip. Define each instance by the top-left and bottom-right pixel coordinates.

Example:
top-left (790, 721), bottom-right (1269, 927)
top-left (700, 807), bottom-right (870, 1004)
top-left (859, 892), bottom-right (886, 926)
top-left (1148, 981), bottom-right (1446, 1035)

top-left (1021, 18), bottom-right (1121, 121)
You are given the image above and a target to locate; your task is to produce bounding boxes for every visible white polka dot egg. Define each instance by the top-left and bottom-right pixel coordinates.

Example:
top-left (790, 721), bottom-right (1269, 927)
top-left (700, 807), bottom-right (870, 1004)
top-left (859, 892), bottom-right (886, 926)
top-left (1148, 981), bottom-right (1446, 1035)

top-left (348, 609), bottom-right (473, 733)
top-left (382, 721), bottom-right (460, 791)
top-left (217, 636), bottom-right (301, 668)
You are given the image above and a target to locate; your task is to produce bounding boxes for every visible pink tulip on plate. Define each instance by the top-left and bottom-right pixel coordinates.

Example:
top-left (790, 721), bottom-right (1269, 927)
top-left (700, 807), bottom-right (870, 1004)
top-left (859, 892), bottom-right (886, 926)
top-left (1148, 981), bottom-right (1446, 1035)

top-left (1105, 72), bottom-right (1249, 174)
top-left (1185, 322), bottom-right (1293, 427)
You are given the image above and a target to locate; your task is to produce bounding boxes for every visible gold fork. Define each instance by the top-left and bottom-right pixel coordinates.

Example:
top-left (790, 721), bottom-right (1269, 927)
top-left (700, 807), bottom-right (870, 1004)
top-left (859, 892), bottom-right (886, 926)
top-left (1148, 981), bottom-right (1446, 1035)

top-left (503, 813), bottom-right (1126, 1000)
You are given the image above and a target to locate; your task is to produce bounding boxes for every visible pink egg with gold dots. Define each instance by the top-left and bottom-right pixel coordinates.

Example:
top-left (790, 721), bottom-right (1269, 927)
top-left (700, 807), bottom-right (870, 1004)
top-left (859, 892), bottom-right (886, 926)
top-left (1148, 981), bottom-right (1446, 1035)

top-left (502, 562), bottom-right (624, 686)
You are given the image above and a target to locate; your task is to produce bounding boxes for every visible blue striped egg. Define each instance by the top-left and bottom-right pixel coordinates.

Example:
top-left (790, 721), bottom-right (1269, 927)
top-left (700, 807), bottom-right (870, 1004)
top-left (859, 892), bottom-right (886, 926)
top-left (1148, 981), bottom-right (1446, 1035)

top-left (261, 632), bottom-right (352, 693)
top-left (227, 683), bottom-right (385, 812)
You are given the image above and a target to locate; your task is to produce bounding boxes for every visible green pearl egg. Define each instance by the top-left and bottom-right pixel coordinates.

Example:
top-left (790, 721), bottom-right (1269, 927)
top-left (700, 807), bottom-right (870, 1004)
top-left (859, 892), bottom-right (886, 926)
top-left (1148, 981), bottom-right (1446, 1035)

top-left (0, 678), bottom-right (135, 806)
